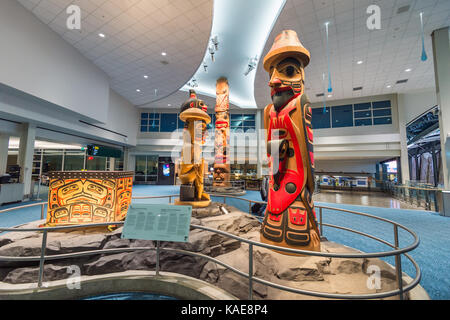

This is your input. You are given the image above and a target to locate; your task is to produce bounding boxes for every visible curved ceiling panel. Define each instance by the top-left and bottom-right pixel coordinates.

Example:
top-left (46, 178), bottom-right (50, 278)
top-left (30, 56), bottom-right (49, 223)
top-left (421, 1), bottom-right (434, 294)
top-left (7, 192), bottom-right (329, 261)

top-left (180, 0), bottom-right (286, 109)
top-left (18, 0), bottom-right (214, 105)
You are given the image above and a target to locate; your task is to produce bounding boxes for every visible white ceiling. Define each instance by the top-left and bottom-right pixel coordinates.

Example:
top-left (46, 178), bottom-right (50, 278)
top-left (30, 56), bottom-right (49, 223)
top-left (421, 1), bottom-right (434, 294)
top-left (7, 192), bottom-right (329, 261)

top-left (17, 0), bottom-right (213, 105)
top-left (18, 0), bottom-right (450, 111)
top-left (254, 0), bottom-right (450, 107)
top-left (178, 0), bottom-right (286, 108)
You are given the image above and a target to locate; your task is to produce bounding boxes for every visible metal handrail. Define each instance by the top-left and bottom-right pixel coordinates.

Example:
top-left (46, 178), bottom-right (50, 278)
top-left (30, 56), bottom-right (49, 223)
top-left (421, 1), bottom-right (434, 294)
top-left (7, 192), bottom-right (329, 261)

top-left (0, 194), bottom-right (421, 300)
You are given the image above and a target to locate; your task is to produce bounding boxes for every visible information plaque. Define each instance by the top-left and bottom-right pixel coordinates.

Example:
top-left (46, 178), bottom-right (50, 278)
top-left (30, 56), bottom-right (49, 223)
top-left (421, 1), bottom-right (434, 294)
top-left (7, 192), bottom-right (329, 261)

top-left (121, 204), bottom-right (192, 242)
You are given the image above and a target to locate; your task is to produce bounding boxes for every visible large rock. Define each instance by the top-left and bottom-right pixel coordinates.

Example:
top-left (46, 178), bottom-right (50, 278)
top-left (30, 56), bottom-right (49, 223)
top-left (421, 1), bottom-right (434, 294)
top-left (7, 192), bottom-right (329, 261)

top-left (0, 203), bottom-right (412, 300)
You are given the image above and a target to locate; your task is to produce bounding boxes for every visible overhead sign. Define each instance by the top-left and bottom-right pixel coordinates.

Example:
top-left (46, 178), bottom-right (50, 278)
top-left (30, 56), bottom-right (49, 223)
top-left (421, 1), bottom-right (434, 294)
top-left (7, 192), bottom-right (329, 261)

top-left (121, 204), bottom-right (192, 242)
top-left (86, 144), bottom-right (122, 158)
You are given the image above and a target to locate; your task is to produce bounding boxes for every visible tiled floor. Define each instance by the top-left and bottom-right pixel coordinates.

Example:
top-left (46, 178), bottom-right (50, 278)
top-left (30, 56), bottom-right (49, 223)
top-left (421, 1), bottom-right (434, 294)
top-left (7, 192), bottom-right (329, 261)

top-left (314, 190), bottom-right (422, 210)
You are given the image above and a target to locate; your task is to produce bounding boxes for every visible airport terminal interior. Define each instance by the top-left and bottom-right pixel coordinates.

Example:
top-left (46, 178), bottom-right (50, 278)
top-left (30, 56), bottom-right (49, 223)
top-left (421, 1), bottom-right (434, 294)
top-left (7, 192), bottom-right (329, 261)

top-left (0, 0), bottom-right (449, 303)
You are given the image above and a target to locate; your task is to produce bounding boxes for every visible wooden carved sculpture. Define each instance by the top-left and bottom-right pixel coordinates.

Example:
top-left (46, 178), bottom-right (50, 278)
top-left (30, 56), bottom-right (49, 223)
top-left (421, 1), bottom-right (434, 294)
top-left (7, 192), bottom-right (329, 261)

top-left (260, 30), bottom-right (321, 254)
top-left (175, 90), bottom-right (211, 208)
top-left (213, 77), bottom-right (230, 187)
top-left (43, 171), bottom-right (133, 227)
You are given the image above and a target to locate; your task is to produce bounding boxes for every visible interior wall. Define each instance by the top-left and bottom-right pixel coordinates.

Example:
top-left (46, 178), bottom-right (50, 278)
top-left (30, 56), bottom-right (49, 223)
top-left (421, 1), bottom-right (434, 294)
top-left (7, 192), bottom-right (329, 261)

top-left (0, 0), bottom-right (109, 124)
top-left (0, 88), bottom-right (139, 147)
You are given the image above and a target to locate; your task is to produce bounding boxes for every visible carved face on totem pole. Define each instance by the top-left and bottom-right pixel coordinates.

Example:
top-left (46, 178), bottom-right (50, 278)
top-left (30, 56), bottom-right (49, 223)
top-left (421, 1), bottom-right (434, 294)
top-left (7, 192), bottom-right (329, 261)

top-left (260, 30), bottom-right (320, 254)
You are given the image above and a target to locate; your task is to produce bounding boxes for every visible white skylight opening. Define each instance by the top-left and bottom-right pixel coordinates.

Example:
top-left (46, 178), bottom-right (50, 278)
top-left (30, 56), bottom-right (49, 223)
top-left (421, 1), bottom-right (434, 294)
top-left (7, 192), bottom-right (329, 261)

top-left (180, 0), bottom-right (287, 108)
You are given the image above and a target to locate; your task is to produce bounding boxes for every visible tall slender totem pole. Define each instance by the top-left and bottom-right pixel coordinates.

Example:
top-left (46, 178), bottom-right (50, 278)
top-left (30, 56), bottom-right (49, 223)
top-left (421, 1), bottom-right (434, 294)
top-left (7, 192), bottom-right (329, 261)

top-left (175, 90), bottom-right (211, 208)
top-left (260, 30), bottom-right (321, 253)
top-left (213, 77), bottom-right (231, 187)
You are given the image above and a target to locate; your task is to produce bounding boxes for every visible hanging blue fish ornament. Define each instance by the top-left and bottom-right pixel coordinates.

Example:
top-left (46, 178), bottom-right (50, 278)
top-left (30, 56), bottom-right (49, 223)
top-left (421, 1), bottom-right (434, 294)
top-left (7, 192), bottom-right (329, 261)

top-left (325, 22), bottom-right (332, 93)
top-left (420, 12), bottom-right (427, 61)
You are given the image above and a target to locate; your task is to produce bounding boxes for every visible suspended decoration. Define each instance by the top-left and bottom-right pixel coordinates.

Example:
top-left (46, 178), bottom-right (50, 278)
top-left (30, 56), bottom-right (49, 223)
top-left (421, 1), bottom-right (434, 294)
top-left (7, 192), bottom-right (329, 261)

top-left (322, 72), bottom-right (327, 114)
top-left (244, 55), bottom-right (258, 76)
top-left (419, 12), bottom-right (427, 61)
top-left (151, 109), bottom-right (156, 128)
top-left (325, 22), bottom-right (332, 93)
top-left (211, 35), bottom-right (219, 51)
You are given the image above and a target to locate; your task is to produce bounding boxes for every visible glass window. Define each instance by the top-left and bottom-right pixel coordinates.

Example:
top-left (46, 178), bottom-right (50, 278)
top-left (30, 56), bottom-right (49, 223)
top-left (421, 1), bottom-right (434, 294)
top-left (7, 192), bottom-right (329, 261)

top-left (64, 152), bottom-right (84, 171)
top-left (332, 105), bottom-right (353, 128)
top-left (149, 113), bottom-right (160, 119)
top-left (354, 110), bottom-right (372, 118)
top-left (372, 100), bottom-right (391, 109)
top-left (231, 120), bottom-right (243, 128)
top-left (86, 156), bottom-right (106, 171)
top-left (354, 103), bottom-right (371, 111)
top-left (148, 125), bottom-right (159, 132)
top-left (374, 117), bottom-right (392, 125)
top-left (243, 114), bottom-right (255, 120)
top-left (141, 113), bottom-right (148, 119)
top-left (355, 118), bottom-right (372, 126)
top-left (231, 114), bottom-right (243, 120)
top-left (141, 126), bottom-right (148, 132)
top-left (373, 109), bottom-right (392, 117)
top-left (160, 113), bottom-right (178, 132)
top-left (141, 119), bottom-right (148, 125)
top-left (311, 107), bottom-right (331, 129)
top-left (244, 120), bottom-right (255, 127)
top-left (42, 151), bottom-right (63, 173)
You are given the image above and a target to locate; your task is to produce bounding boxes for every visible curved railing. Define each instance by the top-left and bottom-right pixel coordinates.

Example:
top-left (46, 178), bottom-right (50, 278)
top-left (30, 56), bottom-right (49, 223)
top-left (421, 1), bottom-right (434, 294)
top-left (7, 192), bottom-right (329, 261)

top-left (0, 195), bottom-right (421, 300)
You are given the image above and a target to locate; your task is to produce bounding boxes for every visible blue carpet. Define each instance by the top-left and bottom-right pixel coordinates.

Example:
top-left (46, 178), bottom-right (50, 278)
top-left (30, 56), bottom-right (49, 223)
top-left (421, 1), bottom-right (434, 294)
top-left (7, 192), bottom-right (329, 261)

top-left (1, 185), bottom-right (449, 300)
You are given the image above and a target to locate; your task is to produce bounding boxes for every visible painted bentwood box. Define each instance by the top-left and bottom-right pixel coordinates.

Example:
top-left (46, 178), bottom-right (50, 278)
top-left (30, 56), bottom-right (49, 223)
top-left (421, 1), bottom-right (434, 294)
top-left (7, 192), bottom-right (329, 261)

top-left (261, 30), bottom-right (321, 254)
top-left (43, 171), bottom-right (133, 227)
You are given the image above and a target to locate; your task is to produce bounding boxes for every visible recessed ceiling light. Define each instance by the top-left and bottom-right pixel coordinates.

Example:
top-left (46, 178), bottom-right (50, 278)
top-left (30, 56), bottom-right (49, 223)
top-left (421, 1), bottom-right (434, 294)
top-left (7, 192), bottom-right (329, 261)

top-left (168, 104), bottom-right (171, 107)
top-left (405, 68), bottom-right (412, 72)
top-left (161, 52), bottom-right (167, 56)
top-left (357, 60), bottom-right (363, 64)
top-left (143, 75), bottom-right (148, 79)
top-left (98, 33), bottom-right (105, 38)
top-left (328, 94), bottom-right (332, 97)
top-left (136, 89), bottom-right (141, 92)
top-left (386, 85), bottom-right (392, 88)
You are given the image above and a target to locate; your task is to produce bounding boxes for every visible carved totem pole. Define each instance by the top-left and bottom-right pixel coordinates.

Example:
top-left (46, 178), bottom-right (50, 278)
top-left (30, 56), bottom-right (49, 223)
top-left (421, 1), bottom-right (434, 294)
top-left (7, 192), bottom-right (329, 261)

top-left (260, 30), bottom-right (321, 253)
top-left (175, 90), bottom-right (211, 208)
top-left (213, 77), bottom-right (231, 187)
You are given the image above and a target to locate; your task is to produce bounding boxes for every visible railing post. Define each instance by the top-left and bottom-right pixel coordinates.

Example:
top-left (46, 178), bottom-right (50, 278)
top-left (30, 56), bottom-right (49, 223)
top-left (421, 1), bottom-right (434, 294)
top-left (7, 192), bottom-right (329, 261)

top-left (40, 203), bottom-right (45, 220)
top-left (248, 201), bottom-right (252, 214)
top-left (35, 176), bottom-right (42, 201)
top-left (169, 196), bottom-right (172, 204)
top-left (319, 207), bottom-right (323, 236)
top-left (248, 243), bottom-right (253, 300)
top-left (393, 225), bottom-right (404, 300)
top-left (156, 240), bottom-right (160, 276)
top-left (37, 230), bottom-right (48, 288)
top-left (223, 196), bottom-right (226, 204)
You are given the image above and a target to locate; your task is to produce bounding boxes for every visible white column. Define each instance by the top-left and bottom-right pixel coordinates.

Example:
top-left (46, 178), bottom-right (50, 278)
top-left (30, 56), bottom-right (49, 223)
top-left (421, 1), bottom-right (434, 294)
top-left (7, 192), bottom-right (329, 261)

top-left (255, 109), bottom-right (263, 178)
top-left (17, 123), bottom-right (36, 198)
top-left (397, 94), bottom-right (410, 184)
top-left (432, 27), bottom-right (450, 190)
top-left (123, 148), bottom-right (135, 172)
top-left (109, 157), bottom-right (115, 171)
top-left (0, 134), bottom-right (9, 175)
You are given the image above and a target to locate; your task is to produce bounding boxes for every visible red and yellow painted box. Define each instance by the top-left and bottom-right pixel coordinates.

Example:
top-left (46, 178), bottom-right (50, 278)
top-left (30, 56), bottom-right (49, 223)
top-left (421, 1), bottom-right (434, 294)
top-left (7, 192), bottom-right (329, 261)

top-left (43, 171), bottom-right (133, 227)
